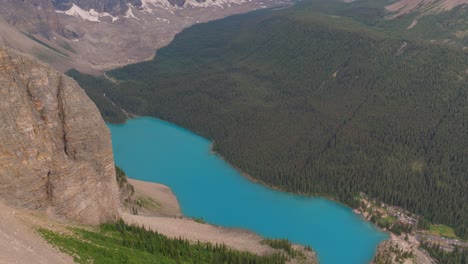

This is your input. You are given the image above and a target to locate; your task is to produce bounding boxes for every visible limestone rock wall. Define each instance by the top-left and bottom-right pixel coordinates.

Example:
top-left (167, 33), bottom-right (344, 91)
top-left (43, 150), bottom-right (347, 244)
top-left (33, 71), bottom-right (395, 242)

top-left (0, 47), bottom-right (119, 225)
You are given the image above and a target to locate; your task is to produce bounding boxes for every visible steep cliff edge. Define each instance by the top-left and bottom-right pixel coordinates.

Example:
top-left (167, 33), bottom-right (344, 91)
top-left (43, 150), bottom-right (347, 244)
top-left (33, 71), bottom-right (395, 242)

top-left (0, 47), bottom-right (119, 225)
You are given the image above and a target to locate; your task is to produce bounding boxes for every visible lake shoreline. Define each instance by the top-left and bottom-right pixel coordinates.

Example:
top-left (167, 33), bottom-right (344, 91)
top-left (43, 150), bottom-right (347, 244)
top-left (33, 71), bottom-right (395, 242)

top-left (124, 177), bottom-right (318, 263)
top-left (210, 150), bottom-right (438, 264)
top-left (208, 143), bottom-right (390, 262)
top-left (110, 117), bottom-right (389, 264)
top-left (209, 143), bottom-right (377, 215)
top-left (128, 173), bottom-right (387, 264)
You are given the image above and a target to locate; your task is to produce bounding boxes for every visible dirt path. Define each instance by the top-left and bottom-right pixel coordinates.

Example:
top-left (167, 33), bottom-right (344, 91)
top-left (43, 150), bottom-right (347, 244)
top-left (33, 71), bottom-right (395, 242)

top-left (0, 202), bottom-right (73, 264)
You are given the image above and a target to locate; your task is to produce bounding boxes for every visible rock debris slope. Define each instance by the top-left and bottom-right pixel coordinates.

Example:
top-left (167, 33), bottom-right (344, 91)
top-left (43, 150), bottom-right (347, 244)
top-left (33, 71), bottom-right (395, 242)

top-left (0, 47), bottom-right (119, 225)
top-left (0, 0), bottom-right (62, 38)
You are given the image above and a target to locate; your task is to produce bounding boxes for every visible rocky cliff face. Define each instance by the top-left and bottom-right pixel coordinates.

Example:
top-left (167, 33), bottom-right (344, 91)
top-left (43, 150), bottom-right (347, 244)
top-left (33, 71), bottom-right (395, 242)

top-left (0, 47), bottom-right (119, 225)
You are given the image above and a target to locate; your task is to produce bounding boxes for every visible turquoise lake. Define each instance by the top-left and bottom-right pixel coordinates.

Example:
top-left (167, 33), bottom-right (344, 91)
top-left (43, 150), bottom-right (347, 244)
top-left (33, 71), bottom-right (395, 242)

top-left (109, 117), bottom-right (388, 264)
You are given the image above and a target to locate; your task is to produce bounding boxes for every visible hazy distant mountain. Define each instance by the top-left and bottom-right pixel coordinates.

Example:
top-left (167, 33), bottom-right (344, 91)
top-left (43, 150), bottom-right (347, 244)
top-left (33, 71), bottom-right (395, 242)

top-left (52, 0), bottom-right (229, 12)
top-left (383, 0), bottom-right (467, 47)
top-left (0, 0), bottom-right (289, 73)
top-left (0, 0), bottom-right (464, 73)
top-left (386, 0), bottom-right (468, 17)
top-left (53, 0), bottom-right (143, 15)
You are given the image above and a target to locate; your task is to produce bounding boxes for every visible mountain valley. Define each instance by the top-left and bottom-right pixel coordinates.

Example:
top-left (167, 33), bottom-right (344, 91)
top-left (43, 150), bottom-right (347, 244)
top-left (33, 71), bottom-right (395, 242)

top-left (71, 0), bottom-right (468, 245)
top-left (0, 0), bottom-right (467, 263)
top-left (0, 0), bottom-right (291, 73)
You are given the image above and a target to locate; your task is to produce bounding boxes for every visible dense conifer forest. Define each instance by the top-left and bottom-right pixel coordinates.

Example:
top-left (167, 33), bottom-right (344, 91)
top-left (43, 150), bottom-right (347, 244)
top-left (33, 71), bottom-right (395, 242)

top-left (69, 0), bottom-right (468, 239)
top-left (420, 241), bottom-right (468, 264)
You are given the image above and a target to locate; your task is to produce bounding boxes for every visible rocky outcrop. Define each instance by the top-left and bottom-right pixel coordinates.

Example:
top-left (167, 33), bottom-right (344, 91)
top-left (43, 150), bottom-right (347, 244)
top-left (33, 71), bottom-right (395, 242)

top-left (0, 47), bottom-right (119, 225)
top-left (371, 234), bottom-right (435, 264)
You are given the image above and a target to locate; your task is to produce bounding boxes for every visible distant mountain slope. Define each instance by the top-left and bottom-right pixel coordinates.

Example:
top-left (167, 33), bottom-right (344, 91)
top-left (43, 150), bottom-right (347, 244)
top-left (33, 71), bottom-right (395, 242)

top-left (0, 0), bottom-right (463, 73)
top-left (53, 0), bottom-right (143, 15)
top-left (385, 0), bottom-right (468, 17)
top-left (0, 0), bottom-right (62, 38)
top-left (0, 0), bottom-right (290, 73)
top-left (70, 0), bottom-right (468, 239)
top-left (53, 0), bottom-right (253, 12)
top-left (384, 0), bottom-right (468, 46)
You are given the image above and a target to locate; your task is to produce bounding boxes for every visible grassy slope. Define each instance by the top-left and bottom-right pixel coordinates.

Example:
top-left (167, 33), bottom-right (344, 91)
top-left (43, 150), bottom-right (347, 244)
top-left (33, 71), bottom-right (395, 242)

top-left (71, 0), bottom-right (468, 239)
top-left (428, 224), bottom-right (459, 239)
top-left (39, 221), bottom-right (288, 264)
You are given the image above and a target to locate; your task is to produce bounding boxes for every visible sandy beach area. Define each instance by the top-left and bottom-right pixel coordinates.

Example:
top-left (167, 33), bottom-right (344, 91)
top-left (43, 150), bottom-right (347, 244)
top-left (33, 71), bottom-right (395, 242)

top-left (127, 178), bottom-right (182, 217)
top-left (123, 178), bottom-right (316, 263)
top-left (123, 178), bottom-right (276, 255)
top-left (122, 213), bottom-right (276, 255)
top-left (121, 179), bottom-right (317, 264)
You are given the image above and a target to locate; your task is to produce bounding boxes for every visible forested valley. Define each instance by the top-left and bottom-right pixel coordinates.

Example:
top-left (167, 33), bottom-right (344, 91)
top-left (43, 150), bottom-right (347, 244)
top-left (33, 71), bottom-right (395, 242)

top-left (69, 0), bottom-right (468, 240)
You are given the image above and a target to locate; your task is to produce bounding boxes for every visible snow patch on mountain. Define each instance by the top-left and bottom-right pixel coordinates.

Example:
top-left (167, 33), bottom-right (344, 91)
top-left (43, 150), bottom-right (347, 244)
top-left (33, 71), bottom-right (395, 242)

top-left (125, 4), bottom-right (139, 19)
top-left (56, 0), bottom-right (277, 22)
top-left (185, 0), bottom-right (248, 8)
top-left (56, 4), bottom-right (119, 22)
top-left (141, 0), bottom-right (178, 11)
top-left (141, 0), bottom-right (248, 9)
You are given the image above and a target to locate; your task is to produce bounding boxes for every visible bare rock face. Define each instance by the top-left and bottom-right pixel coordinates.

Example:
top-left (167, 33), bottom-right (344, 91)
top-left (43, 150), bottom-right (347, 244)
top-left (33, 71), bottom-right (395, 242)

top-left (0, 47), bottom-right (120, 225)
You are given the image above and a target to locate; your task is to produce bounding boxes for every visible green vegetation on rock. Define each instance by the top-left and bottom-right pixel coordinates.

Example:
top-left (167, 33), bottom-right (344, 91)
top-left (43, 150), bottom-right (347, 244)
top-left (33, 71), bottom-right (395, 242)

top-left (262, 239), bottom-right (294, 255)
top-left (428, 224), bottom-right (459, 240)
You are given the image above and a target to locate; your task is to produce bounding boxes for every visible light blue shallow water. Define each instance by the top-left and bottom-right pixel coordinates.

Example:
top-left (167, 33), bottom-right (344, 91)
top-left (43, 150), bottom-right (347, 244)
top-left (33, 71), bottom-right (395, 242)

top-left (109, 117), bottom-right (388, 264)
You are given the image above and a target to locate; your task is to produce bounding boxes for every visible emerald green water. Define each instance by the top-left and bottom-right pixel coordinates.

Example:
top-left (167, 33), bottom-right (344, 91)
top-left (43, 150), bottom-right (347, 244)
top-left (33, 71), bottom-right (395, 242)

top-left (109, 117), bottom-right (388, 264)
